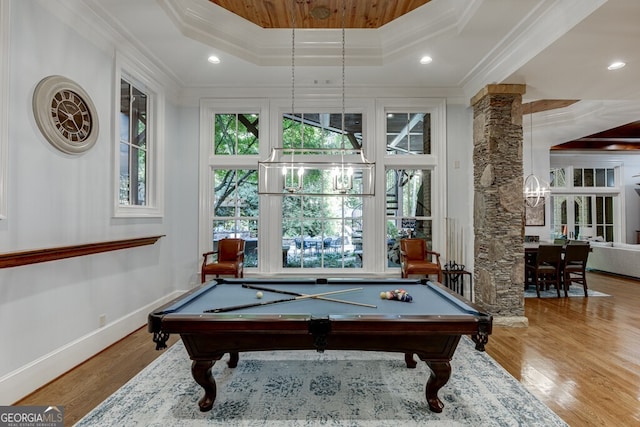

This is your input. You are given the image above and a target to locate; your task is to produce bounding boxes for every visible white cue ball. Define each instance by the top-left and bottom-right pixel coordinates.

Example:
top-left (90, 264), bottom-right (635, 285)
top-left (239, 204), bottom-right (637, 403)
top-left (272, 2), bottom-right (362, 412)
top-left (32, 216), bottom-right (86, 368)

top-left (256, 291), bottom-right (263, 299)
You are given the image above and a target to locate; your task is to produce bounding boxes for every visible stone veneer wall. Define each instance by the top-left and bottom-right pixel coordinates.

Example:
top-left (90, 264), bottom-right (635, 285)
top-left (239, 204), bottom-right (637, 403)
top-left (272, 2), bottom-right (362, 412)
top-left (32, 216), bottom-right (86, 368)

top-left (471, 85), bottom-right (526, 319)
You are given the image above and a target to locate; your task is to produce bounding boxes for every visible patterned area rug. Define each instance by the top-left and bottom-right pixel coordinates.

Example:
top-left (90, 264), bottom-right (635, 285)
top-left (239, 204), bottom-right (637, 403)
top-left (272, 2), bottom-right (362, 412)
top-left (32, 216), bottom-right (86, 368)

top-left (524, 285), bottom-right (610, 298)
top-left (74, 337), bottom-right (567, 427)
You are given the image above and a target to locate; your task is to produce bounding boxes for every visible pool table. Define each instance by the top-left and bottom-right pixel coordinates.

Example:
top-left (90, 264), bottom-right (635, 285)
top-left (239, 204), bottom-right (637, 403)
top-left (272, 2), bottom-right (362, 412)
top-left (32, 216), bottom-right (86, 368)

top-left (148, 277), bottom-right (492, 413)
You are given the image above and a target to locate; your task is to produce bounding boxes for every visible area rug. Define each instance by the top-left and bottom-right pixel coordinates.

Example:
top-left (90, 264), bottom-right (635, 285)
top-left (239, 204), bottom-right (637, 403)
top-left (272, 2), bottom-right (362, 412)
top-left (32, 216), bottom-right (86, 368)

top-left (74, 337), bottom-right (567, 427)
top-left (524, 285), bottom-right (610, 298)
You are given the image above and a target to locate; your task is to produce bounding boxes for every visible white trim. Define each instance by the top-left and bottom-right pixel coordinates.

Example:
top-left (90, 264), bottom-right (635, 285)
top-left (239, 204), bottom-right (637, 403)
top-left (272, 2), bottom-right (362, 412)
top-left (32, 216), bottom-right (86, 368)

top-left (547, 161), bottom-right (625, 243)
top-left (160, 0), bottom-right (475, 67)
top-left (113, 52), bottom-right (166, 218)
top-left (0, 291), bottom-right (183, 405)
top-left (375, 98), bottom-right (448, 270)
top-left (0, 1), bottom-right (9, 219)
top-left (198, 99), bottom-right (270, 261)
top-left (198, 97), bottom-right (447, 276)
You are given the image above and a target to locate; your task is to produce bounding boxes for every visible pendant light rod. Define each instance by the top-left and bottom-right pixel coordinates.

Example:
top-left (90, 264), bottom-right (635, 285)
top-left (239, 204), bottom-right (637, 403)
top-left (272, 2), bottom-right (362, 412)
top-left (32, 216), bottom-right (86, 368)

top-left (524, 112), bottom-right (549, 208)
top-left (258, 0), bottom-right (375, 197)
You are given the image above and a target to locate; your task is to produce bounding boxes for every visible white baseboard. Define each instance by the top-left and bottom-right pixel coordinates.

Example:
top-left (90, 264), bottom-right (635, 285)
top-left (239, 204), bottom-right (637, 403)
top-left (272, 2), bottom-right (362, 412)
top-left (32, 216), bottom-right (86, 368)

top-left (0, 290), bottom-right (184, 405)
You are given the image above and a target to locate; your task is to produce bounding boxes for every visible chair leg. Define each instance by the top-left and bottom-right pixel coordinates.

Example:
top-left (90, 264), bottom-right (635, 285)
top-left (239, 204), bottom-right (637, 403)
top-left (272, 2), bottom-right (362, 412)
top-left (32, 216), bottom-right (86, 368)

top-left (534, 273), bottom-right (541, 298)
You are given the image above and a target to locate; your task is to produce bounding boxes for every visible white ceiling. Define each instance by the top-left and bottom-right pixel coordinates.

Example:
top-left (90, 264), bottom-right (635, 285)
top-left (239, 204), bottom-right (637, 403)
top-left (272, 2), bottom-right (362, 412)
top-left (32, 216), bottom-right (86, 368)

top-left (66, 0), bottom-right (640, 145)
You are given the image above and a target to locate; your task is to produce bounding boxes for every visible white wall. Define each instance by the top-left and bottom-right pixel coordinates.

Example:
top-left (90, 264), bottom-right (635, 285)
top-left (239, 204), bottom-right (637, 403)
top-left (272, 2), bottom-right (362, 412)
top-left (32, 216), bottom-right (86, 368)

top-left (0, 1), bottom-right (199, 403)
top-left (445, 103), bottom-right (474, 271)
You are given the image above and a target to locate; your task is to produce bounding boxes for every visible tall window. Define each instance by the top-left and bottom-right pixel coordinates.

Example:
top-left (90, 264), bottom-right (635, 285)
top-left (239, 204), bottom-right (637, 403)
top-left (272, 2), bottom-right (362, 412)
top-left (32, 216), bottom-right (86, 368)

top-left (281, 113), bottom-right (364, 269)
top-left (384, 112), bottom-right (434, 266)
top-left (114, 58), bottom-right (164, 218)
top-left (550, 166), bottom-right (617, 241)
top-left (119, 78), bottom-right (147, 206)
top-left (210, 113), bottom-right (260, 266)
top-left (213, 168), bottom-right (259, 266)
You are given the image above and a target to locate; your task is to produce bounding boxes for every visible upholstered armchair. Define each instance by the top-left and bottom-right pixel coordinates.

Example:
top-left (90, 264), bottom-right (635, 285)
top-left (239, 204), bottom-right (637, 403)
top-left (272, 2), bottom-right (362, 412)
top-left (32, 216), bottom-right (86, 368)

top-left (201, 238), bottom-right (245, 283)
top-left (399, 238), bottom-right (442, 282)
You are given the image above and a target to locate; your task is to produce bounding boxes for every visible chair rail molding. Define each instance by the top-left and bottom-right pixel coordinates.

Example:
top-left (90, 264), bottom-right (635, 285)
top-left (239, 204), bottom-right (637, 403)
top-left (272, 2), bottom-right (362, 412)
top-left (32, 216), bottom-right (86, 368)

top-left (0, 235), bottom-right (165, 269)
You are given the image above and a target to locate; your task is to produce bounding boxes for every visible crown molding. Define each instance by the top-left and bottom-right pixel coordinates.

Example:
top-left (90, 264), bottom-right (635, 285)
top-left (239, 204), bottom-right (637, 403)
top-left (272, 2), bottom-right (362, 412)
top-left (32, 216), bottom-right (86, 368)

top-left (159, 0), bottom-right (479, 66)
top-left (532, 100), bottom-right (640, 146)
top-left (462, 0), bottom-right (607, 101)
top-left (39, 0), bottom-right (181, 101)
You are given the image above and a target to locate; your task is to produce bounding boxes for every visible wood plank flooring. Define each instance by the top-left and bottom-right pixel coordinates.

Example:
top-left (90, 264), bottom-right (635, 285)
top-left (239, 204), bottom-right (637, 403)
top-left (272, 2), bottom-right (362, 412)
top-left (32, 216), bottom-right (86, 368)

top-left (15, 272), bottom-right (640, 426)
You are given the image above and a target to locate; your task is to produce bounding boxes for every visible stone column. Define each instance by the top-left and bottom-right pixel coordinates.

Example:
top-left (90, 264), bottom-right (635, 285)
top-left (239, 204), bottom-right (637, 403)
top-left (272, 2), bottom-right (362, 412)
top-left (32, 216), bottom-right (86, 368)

top-left (470, 84), bottom-right (528, 327)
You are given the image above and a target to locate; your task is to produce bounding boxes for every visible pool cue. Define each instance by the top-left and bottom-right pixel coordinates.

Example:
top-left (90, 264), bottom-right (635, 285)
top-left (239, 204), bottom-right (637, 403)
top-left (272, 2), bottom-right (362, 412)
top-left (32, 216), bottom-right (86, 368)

top-left (241, 284), bottom-right (377, 308)
top-left (204, 287), bottom-right (363, 313)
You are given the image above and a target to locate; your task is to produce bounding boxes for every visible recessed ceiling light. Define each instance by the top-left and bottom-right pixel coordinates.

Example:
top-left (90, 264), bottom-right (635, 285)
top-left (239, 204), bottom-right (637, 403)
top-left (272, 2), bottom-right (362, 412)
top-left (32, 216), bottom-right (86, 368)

top-left (419, 56), bottom-right (433, 65)
top-left (607, 61), bottom-right (625, 70)
top-left (208, 55), bottom-right (221, 64)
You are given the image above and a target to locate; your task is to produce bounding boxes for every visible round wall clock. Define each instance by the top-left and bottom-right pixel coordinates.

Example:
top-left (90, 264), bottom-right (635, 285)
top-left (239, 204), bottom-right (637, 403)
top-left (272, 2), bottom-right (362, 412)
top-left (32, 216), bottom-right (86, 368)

top-left (32, 75), bottom-right (99, 154)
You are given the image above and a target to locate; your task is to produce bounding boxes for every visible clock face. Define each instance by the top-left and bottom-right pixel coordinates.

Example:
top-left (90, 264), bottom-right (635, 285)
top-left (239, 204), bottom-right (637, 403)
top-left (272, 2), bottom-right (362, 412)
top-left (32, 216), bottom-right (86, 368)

top-left (50, 89), bottom-right (93, 143)
top-left (33, 75), bottom-right (99, 154)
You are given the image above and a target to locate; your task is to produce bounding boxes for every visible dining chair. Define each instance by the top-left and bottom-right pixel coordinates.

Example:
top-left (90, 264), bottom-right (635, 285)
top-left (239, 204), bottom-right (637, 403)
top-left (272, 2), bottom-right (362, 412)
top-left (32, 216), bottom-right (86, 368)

top-left (562, 243), bottom-right (590, 297)
top-left (525, 244), bottom-right (563, 297)
top-left (524, 250), bottom-right (538, 290)
top-left (201, 238), bottom-right (245, 283)
top-left (399, 238), bottom-right (442, 282)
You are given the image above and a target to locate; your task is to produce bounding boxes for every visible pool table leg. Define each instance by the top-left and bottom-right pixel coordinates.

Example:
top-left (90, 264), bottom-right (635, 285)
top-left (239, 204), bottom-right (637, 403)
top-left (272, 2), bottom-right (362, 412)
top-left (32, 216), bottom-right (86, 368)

top-left (191, 360), bottom-right (217, 412)
top-left (227, 351), bottom-right (239, 368)
top-left (424, 360), bottom-right (451, 413)
top-left (404, 352), bottom-right (417, 368)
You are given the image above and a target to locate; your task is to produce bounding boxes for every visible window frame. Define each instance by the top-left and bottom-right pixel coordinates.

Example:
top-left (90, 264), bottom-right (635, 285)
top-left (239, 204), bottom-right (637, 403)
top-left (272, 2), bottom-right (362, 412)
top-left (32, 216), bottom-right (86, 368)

top-left (268, 97), bottom-right (375, 274)
top-left (378, 98), bottom-right (446, 273)
top-left (549, 163), bottom-right (623, 242)
top-left (113, 53), bottom-right (165, 218)
top-left (199, 99), bottom-right (268, 262)
top-left (198, 97), bottom-right (447, 276)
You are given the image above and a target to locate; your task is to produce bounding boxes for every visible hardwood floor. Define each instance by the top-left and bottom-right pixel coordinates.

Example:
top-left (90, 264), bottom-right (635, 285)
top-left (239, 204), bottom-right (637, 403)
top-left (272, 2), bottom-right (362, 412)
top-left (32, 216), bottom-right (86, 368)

top-left (15, 272), bottom-right (640, 426)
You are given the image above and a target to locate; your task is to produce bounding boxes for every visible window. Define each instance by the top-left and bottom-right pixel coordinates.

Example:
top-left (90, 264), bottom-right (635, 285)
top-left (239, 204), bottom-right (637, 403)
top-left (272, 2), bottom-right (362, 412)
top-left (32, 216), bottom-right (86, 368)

top-left (212, 168), bottom-right (259, 267)
top-left (203, 104), bottom-right (264, 267)
top-left (386, 169), bottom-right (433, 268)
top-left (114, 54), bottom-right (164, 217)
top-left (214, 113), bottom-right (259, 155)
top-left (549, 165), bottom-right (618, 242)
top-left (199, 98), bottom-right (446, 275)
top-left (280, 112), bottom-right (365, 269)
top-left (384, 107), bottom-right (439, 267)
top-left (386, 113), bottom-right (431, 155)
top-left (119, 78), bottom-right (147, 206)
top-left (572, 167), bottom-right (615, 188)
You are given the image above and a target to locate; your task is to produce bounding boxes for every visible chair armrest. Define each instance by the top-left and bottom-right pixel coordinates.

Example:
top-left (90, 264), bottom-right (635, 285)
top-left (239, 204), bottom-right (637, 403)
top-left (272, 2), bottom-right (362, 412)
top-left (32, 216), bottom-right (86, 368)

top-left (202, 250), bottom-right (219, 264)
top-left (426, 250), bottom-right (441, 265)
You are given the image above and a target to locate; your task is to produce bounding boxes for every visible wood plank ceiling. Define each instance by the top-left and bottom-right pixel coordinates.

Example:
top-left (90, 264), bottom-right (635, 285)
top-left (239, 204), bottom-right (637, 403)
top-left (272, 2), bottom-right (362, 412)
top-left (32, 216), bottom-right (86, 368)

top-left (210, 0), bottom-right (431, 29)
